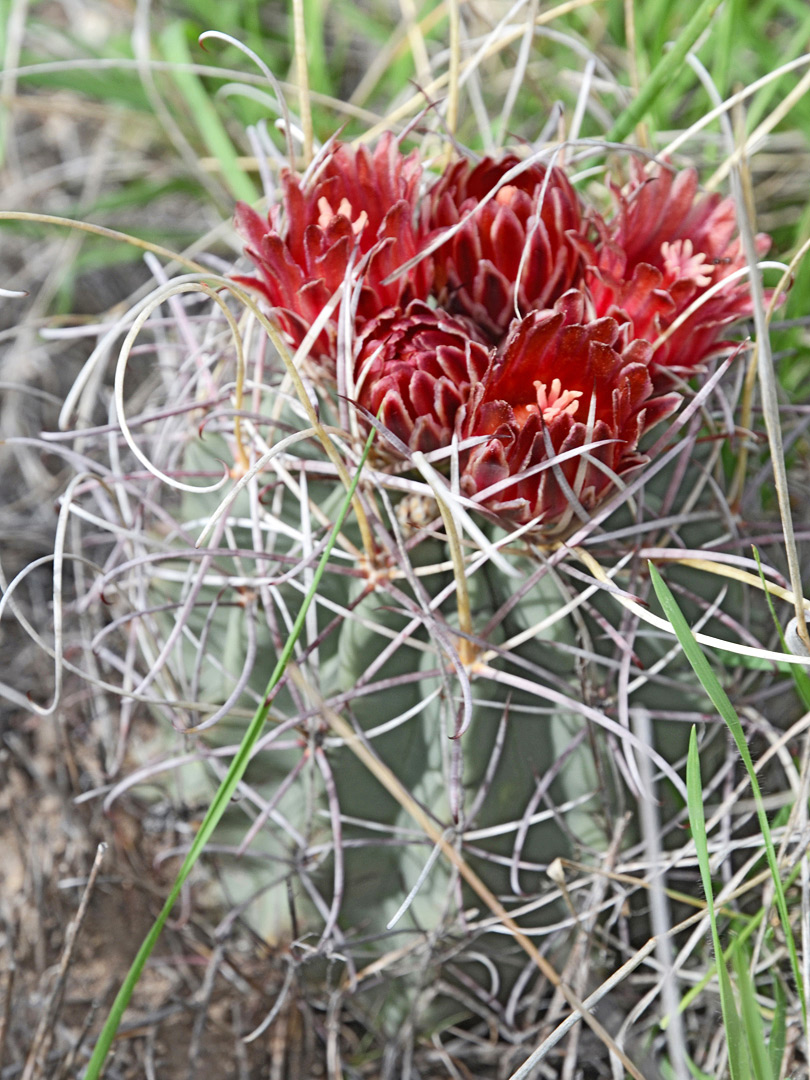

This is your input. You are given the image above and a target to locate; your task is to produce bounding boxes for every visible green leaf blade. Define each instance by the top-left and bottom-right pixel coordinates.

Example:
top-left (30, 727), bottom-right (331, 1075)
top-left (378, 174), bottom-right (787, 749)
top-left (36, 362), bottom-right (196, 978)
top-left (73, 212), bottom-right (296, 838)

top-left (160, 21), bottom-right (257, 203)
top-left (686, 728), bottom-right (750, 1080)
top-left (650, 562), bottom-right (806, 1028)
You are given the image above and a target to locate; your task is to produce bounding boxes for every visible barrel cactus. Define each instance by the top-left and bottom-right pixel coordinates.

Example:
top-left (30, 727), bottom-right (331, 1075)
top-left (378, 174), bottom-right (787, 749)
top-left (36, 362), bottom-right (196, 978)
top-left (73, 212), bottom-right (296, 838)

top-left (84, 132), bottom-right (770, 1060)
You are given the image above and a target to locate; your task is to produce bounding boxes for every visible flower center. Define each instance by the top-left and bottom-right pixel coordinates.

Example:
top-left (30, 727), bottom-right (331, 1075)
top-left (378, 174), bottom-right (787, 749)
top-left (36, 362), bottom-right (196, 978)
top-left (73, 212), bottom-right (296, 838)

top-left (495, 184), bottom-right (519, 206)
top-left (317, 195), bottom-right (369, 238)
top-left (514, 379), bottom-right (582, 424)
top-left (660, 238), bottom-right (711, 287)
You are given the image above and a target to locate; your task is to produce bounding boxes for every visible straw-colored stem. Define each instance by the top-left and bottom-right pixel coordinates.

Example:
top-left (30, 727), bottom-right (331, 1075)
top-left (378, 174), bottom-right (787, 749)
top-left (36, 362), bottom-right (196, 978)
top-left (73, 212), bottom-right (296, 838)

top-left (706, 63), bottom-right (810, 191)
top-left (0, 211), bottom-right (209, 274)
top-left (356, 0), bottom-right (596, 145)
top-left (622, 0), bottom-right (649, 148)
top-left (350, 0), bottom-right (447, 108)
top-left (399, 0), bottom-right (431, 89)
top-left (572, 547), bottom-right (810, 668)
top-left (217, 292), bottom-right (249, 475)
top-left (727, 343), bottom-right (761, 512)
top-left (292, 0), bottom-right (313, 167)
top-left (650, 556), bottom-right (809, 608)
top-left (444, 0), bottom-right (461, 153)
top-left (731, 156), bottom-right (809, 649)
top-left (729, 235), bottom-right (810, 508)
top-left (434, 491), bottom-right (474, 666)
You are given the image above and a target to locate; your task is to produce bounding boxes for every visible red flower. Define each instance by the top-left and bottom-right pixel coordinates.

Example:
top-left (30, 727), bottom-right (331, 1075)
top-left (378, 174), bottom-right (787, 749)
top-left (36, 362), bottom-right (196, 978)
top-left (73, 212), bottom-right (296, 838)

top-left (354, 301), bottom-right (491, 454)
top-left (462, 291), bottom-right (680, 529)
top-left (233, 135), bottom-right (431, 366)
top-left (429, 154), bottom-right (584, 340)
top-left (576, 162), bottom-right (768, 380)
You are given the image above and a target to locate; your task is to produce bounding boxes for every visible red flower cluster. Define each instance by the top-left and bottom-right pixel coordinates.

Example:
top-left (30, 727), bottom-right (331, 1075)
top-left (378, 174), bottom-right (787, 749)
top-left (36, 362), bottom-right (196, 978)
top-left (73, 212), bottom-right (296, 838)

top-left (235, 138), bottom-right (765, 531)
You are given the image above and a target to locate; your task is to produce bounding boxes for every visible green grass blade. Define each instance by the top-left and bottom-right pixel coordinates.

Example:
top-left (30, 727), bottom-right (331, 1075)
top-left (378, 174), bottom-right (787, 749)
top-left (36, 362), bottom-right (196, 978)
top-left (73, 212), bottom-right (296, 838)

top-left (687, 728), bottom-right (750, 1080)
top-left (770, 975), bottom-right (787, 1080)
top-left (674, 904), bottom-right (763, 1021)
top-left (650, 562), bottom-right (806, 1025)
top-left (606, 0), bottom-right (724, 144)
top-left (683, 1056), bottom-right (716, 1080)
top-left (160, 21), bottom-right (257, 203)
top-left (744, 4), bottom-right (810, 131)
top-left (82, 428), bottom-right (376, 1080)
top-left (674, 815), bottom-right (801, 1027)
top-left (730, 944), bottom-right (773, 1080)
top-left (302, 0), bottom-right (333, 97)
